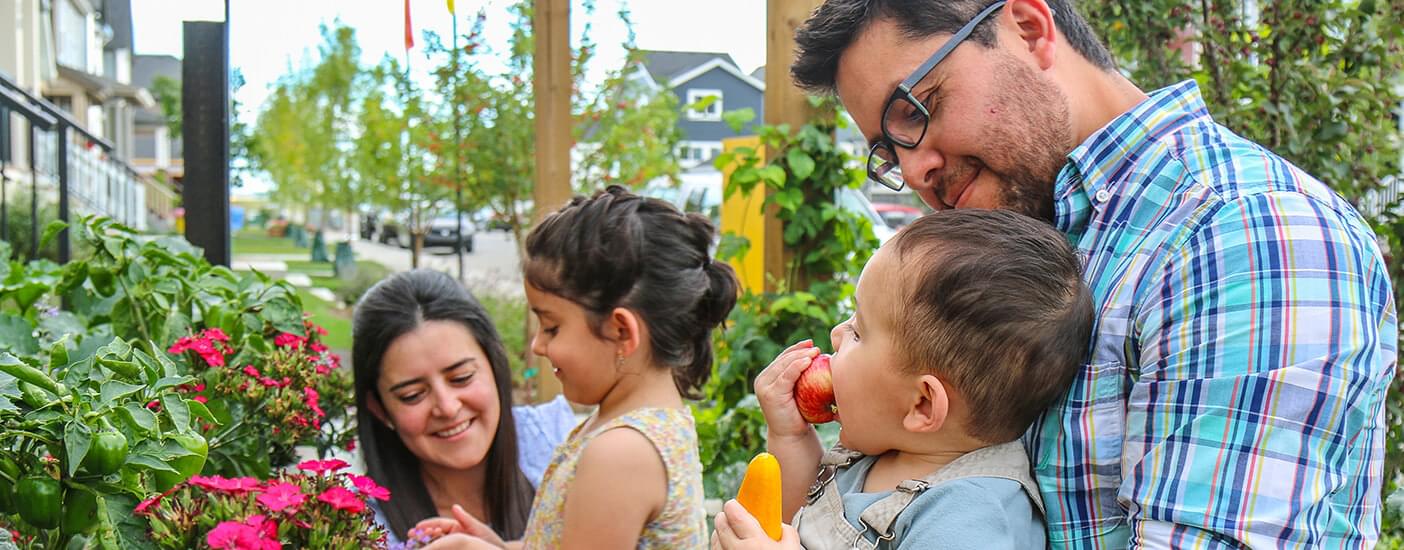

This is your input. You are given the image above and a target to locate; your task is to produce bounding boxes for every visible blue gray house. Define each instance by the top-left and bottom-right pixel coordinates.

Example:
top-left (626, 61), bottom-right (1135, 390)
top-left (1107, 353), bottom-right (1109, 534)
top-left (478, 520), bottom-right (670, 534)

top-left (634, 50), bottom-right (765, 168)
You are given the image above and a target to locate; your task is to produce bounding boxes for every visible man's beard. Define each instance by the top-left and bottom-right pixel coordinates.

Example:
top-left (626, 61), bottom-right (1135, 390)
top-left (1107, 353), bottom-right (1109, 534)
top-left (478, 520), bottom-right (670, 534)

top-left (981, 54), bottom-right (1075, 223)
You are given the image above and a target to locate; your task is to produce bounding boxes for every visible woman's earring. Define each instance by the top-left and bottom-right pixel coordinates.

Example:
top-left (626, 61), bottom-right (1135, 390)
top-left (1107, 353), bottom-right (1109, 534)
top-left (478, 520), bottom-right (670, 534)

top-left (615, 352), bottom-right (625, 369)
top-left (385, 421), bottom-right (396, 432)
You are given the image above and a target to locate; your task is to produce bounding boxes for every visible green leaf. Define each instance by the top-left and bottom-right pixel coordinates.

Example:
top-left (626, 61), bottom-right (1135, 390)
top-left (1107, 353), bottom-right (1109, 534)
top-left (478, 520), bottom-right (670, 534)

top-left (120, 403), bottom-right (157, 433)
top-left (0, 314), bottom-right (38, 355)
top-left (39, 220), bottom-right (68, 249)
top-left (786, 148), bottom-right (816, 181)
top-left (65, 420), bottom-right (94, 476)
top-left (186, 399), bottom-right (219, 426)
top-left (722, 107), bottom-right (756, 134)
top-left (100, 381), bottom-right (146, 406)
top-left (162, 394), bottom-right (190, 433)
top-left (124, 454), bottom-right (177, 474)
top-left (151, 376), bottom-right (196, 394)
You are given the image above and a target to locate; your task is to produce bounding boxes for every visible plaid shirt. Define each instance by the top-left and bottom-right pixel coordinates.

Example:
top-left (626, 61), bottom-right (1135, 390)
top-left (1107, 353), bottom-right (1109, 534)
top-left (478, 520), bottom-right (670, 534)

top-left (1026, 80), bottom-right (1397, 549)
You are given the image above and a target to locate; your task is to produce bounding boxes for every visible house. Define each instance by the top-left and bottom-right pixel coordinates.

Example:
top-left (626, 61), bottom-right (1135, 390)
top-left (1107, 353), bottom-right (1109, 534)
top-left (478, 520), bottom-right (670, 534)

top-left (634, 50), bottom-right (765, 168)
top-left (131, 54), bottom-right (182, 183)
top-left (0, 0), bottom-right (165, 233)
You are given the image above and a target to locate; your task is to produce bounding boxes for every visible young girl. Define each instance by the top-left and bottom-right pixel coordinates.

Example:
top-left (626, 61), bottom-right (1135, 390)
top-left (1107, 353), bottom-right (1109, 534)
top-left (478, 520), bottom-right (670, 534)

top-left (420, 185), bottom-right (739, 549)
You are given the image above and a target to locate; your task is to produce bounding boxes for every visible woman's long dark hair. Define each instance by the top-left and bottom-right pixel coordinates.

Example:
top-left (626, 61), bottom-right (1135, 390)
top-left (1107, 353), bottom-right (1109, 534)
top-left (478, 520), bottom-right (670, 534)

top-left (352, 269), bottom-right (534, 540)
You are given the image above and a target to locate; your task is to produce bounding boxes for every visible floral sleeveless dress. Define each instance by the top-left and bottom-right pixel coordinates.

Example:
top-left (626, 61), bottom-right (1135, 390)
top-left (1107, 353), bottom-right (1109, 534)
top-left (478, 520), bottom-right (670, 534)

top-left (520, 407), bottom-right (706, 549)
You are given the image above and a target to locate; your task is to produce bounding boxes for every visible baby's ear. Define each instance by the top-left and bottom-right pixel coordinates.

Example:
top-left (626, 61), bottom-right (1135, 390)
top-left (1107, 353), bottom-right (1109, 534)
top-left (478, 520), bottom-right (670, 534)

top-left (903, 374), bottom-right (949, 434)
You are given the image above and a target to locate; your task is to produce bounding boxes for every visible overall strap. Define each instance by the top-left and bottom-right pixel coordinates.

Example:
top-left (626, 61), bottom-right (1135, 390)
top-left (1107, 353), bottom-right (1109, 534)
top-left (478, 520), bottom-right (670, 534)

top-left (856, 441), bottom-right (1044, 541)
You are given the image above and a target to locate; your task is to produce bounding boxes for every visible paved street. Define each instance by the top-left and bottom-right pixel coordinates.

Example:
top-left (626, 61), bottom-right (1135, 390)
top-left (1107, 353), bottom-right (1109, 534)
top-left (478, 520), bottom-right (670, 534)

top-left (348, 229), bottom-right (524, 296)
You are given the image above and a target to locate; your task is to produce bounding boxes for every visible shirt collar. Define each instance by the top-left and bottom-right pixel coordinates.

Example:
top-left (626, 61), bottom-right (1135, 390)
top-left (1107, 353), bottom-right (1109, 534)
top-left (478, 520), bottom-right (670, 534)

top-left (1053, 79), bottom-right (1211, 236)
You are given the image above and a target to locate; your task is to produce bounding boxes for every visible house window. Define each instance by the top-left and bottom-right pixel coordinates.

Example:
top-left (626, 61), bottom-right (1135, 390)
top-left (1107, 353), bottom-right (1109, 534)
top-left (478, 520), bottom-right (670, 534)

top-left (686, 89), bottom-right (723, 122)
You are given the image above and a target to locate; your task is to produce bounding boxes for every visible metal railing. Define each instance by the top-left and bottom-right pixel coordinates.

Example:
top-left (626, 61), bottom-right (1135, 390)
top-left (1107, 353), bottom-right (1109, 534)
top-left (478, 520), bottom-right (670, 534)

top-left (0, 70), bottom-right (149, 262)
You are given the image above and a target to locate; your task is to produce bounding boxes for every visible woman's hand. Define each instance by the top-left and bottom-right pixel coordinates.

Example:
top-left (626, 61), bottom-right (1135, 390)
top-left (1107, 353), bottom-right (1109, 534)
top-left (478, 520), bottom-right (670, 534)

top-left (712, 499), bottom-right (800, 550)
top-left (422, 533), bottom-right (501, 550)
top-left (413, 505), bottom-right (509, 549)
top-left (754, 340), bottom-right (820, 442)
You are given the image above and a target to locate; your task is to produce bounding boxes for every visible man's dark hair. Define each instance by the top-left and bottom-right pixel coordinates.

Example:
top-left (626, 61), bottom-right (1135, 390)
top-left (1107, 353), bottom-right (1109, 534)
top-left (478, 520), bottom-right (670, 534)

top-left (889, 209), bottom-right (1093, 443)
top-left (792, 0), bottom-right (1116, 94)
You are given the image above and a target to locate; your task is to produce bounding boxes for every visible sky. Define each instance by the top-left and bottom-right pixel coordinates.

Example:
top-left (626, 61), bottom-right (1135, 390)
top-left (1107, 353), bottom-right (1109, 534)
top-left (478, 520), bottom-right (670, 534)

top-left (129, 0), bottom-right (768, 192)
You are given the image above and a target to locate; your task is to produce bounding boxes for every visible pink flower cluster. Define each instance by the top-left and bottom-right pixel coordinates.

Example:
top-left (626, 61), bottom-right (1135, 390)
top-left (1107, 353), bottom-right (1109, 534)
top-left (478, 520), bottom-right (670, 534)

top-left (167, 328), bottom-right (232, 368)
top-left (138, 465), bottom-right (390, 550)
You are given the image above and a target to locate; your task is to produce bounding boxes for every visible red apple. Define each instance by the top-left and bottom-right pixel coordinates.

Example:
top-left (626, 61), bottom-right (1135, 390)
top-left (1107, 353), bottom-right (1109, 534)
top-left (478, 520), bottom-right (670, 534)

top-left (795, 353), bottom-right (837, 424)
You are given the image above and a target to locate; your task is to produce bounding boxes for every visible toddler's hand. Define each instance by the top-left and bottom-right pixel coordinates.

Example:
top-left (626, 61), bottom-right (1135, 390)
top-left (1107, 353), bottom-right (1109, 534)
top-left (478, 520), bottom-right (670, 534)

top-left (753, 340), bottom-right (821, 441)
top-left (712, 499), bottom-right (801, 550)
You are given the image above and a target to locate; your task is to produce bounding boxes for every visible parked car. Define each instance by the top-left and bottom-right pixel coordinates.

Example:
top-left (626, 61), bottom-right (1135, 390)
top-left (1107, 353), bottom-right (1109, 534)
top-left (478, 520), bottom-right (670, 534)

top-left (421, 213), bottom-right (476, 252)
top-left (872, 202), bottom-right (924, 229)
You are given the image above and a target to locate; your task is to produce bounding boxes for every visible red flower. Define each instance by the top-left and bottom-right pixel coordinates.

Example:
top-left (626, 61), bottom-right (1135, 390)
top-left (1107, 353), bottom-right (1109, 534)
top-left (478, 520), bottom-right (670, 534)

top-left (256, 482), bottom-right (307, 513)
top-left (145, 400), bottom-right (161, 411)
top-left (309, 342), bottom-right (328, 354)
top-left (167, 336), bottom-right (194, 354)
top-left (348, 474), bottom-right (391, 500)
top-left (274, 333), bottom-right (306, 349)
top-left (190, 475), bottom-right (263, 495)
top-left (243, 365), bottom-right (260, 377)
top-left (204, 328), bottom-right (230, 342)
top-left (317, 486), bottom-right (365, 514)
top-left (194, 395), bottom-right (208, 404)
top-left (206, 518), bottom-right (280, 550)
top-left (134, 493), bottom-right (164, 515)
top-left (194, 383), bottom-right (206, 392)
top-left (315, 364), bottom-right (331, 375)
top-left (345, 438), bottom-right (356, 452)
top-left (297, 459), bottom-right (350, 475)
top-left (304, 387), bottom-right (325, 419)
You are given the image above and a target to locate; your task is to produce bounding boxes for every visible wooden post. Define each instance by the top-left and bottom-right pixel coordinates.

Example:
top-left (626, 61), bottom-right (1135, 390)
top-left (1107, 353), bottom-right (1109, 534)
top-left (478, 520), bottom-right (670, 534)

top-left (531, 0), bottom-right (571, 402)
top-left (761, 0), bottom-right (823, 291)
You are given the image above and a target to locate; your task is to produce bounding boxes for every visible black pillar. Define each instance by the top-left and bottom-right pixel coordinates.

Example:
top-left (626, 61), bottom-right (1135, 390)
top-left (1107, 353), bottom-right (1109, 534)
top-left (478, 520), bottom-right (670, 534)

top-left (57, 127), bottom-right (69, 263)
top-left (182, 21), bottom-right (230, 266)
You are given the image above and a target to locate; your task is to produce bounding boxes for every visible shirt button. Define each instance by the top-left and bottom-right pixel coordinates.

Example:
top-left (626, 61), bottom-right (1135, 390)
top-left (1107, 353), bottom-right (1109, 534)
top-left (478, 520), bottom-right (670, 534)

top-left (1094, 189), bottom-right (1112, 203)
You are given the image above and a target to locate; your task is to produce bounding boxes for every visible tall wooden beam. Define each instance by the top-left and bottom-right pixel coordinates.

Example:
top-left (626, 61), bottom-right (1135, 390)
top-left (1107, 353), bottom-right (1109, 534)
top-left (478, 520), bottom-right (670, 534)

top-left (762, 0), bottom-right (823, 291)
top-left (531, 0), bottom-right (570, 402)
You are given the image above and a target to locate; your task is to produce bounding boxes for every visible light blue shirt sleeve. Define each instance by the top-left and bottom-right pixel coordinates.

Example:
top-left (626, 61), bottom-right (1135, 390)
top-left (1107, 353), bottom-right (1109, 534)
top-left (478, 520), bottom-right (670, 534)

top-left (511, 394), bottom-right (578, 487)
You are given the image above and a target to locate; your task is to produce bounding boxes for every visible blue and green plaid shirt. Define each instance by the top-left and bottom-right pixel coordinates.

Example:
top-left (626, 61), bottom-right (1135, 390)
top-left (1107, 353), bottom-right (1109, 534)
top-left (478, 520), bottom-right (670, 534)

top-left (1026, 80), bottom-right (1397, 549)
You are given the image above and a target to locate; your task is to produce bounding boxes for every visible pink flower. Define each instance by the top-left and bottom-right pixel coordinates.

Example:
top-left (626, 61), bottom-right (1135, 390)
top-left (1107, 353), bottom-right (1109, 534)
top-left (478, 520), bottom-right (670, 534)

top-left (194, 383), bottom-right (207, 392)
top-left (344, 439), bottom-right (356, 452)
top-left (304, 387), bottom-right (325, 419)
top-left (204, 328), bottom-right (230, 342)
top-left (316, 486), bottom-right (365, 514)
top-left (297, 459), bottom-right (350, 475)
top-left (309, 342), bottom-right (328, 354)
top-left (314, 364), bottom-right (331, 375)
top-left (274, 333), bottom-right (305, 349)
top-left (194, 395), bottom-right (208, 404)
top-left (190, 475), bottom-right (263, 494)
top-left (206, 518), bottom-right (280, 550)
top-left (348, 474), bottom-right (391, 501)
top-left (256, 482), bottom-right (307, 513)
top-left (243, 365), bottom-right (260, 377)
top-left (260, 377), bottom-right (280, 388)
top-left (134, 493), bottom-right (163, 515)
top-left (167, 336), bottom-right (194, 354)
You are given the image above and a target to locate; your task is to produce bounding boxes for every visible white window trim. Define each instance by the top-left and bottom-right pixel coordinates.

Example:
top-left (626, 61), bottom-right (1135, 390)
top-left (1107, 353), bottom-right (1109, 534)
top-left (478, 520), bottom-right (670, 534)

top-left (685, 89), bottom-right (723, 122)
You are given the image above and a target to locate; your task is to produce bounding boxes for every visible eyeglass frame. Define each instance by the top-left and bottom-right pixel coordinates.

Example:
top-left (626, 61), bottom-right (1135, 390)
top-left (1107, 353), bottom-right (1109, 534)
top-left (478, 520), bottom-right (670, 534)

top-left (867, 0), bottom-right (1009, 192)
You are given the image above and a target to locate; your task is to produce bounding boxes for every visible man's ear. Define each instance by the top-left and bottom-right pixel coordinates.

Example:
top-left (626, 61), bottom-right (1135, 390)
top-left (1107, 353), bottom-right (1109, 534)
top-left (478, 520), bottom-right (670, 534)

top-left (1004, 0), bottom-right (1058, 70)
top-left (903, 374), bottom-right (949, 434)
top-left (607, 307), bottom-right (645, 357)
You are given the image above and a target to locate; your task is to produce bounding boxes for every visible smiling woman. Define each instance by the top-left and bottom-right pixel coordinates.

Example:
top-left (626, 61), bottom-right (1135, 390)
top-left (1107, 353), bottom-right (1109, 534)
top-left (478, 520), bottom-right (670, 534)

top-left (351, 270), bottom-right (577, 545)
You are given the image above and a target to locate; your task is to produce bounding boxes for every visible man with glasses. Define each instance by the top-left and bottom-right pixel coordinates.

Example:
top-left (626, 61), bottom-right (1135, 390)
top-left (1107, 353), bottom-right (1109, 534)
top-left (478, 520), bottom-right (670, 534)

top-left (787, 1), bottom-right (1396, 548)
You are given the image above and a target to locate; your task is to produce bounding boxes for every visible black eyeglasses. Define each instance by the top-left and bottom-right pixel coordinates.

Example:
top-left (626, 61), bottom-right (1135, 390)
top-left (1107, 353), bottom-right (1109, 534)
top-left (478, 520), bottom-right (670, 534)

top-left (867, 0), bottom-right (1008, 192)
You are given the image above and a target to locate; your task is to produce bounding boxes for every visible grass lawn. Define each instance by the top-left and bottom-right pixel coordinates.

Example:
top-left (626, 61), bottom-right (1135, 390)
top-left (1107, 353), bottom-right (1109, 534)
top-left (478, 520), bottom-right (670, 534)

top-left (296, 287), bottom-right (352, 352)
top-left (232, 234), bottom-right (304, 256)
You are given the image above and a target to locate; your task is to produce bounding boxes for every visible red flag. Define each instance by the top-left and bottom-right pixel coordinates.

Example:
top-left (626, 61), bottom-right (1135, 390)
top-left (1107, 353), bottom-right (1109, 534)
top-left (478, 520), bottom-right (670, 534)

top-left (404, 0), bottom-right (414, 51)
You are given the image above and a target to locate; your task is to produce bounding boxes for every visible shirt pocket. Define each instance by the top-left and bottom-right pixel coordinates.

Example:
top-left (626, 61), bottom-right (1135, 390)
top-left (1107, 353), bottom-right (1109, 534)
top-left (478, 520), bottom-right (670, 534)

top-left (1032, 360), bottom-right (1130, 541)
